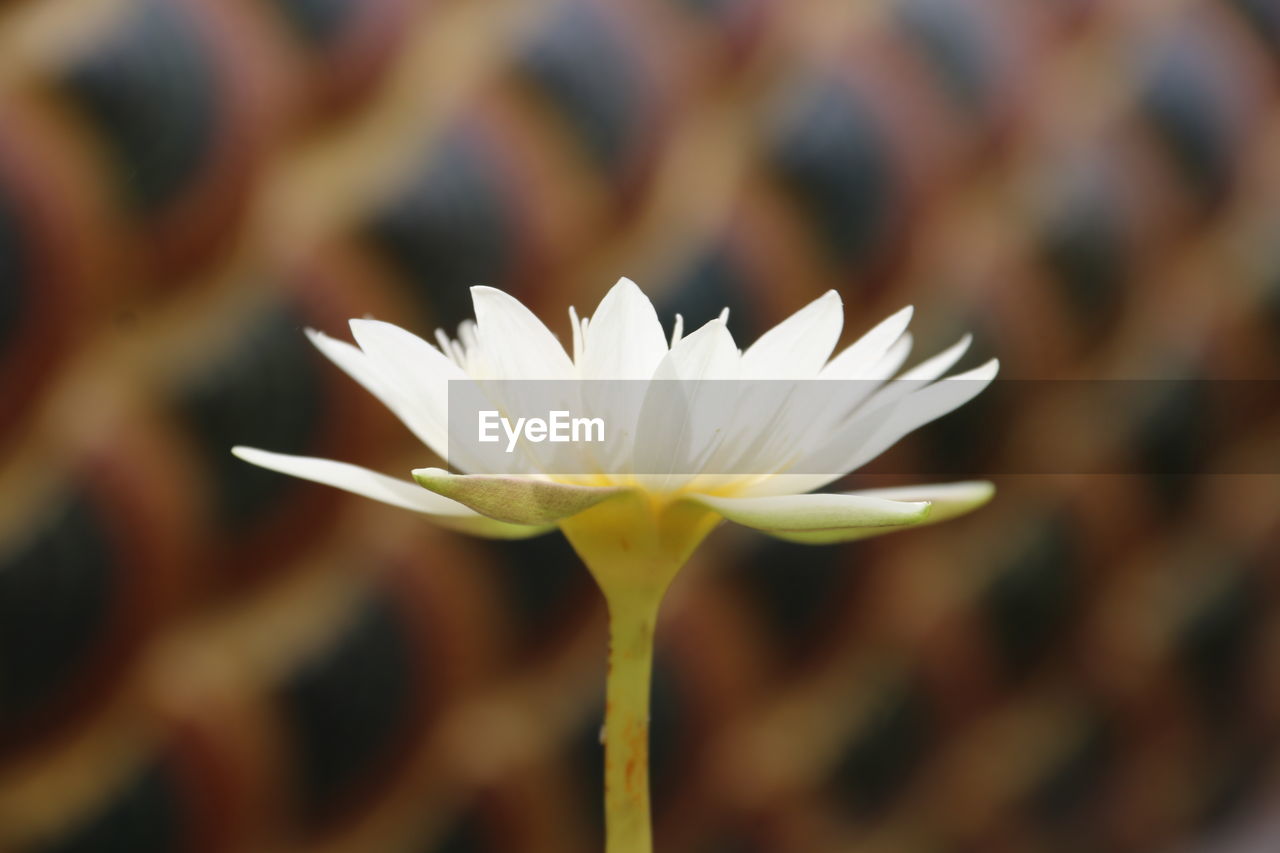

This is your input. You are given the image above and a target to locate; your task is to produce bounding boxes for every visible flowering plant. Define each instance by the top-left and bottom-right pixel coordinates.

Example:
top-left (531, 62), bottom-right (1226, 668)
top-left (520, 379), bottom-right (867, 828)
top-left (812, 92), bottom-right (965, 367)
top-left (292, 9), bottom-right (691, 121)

top-left (235, 278), bottom-right (996, 851)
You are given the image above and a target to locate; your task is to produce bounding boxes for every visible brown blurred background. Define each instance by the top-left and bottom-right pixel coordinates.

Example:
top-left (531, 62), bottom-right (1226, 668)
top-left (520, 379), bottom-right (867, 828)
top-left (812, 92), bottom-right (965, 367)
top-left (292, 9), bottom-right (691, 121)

top-left (1, 0), bottom-right (1279, 850)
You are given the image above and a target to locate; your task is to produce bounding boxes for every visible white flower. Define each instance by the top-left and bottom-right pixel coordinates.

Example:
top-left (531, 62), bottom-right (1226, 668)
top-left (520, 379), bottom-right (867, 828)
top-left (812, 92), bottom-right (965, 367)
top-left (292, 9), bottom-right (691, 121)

top-left (232, 278), bottom-right (997, 545)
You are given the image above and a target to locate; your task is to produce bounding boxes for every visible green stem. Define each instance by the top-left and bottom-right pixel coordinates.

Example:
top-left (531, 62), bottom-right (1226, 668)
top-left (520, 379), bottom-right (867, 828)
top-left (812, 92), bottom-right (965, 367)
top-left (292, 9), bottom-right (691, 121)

top-left (602, 589), bottom-right (661, 853)
top-left (558, 493), bottom-right (721, 853)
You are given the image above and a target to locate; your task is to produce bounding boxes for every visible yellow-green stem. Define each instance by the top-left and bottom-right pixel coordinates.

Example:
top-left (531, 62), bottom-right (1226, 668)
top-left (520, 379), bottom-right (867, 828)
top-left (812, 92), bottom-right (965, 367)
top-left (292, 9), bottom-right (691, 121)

top-left (602, 588), bottom-right (661, 853)
top-left (558, 493), bottom-right (721, 853)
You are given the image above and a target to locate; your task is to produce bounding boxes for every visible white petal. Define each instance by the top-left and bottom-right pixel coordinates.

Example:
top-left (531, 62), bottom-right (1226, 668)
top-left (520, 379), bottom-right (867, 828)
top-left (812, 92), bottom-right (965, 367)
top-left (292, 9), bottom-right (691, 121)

top-left (874, 332), bottom-right (914, 379)
top-left (847, 480), bottom-right (994, 525)
top-left (347, 319), bottom-right (465, 454)
top-left (661, 317), bottom-right (740, 381)
top-left (733, 356), bottom-right (993, 499)
top-left (821, 306), bottom-right (913, 379)
top-left (822, 333), bottom-right (974, 450)
top-left (901, 333), bottom-right (972, 382)
top-left (582, 277), bottom-right (669, 379)
top-left (230, 447), bottom-right (549, 538)
top-left (764, 480), bottom-right (995, 543)
top-left (756, 307), bottom-right (913, 463)
top-left (413, 468), bottom-right (626, 525)
top-left (670, 313), bottom-right (684, 347)
top-left (740, 290), bottom-right (843, 378)
top-left (630, 318), bottom-right (741, 489)
top-left (688, 490), bottom-right (932, 544)
top-left (569, 305), bottom-right (584, 366)
top-left (846, 358), bottom-right (1000, 471)
top-left (307, 329), bottom-right (447, 458)
top-left (471, 286), bottom-right (575, 378)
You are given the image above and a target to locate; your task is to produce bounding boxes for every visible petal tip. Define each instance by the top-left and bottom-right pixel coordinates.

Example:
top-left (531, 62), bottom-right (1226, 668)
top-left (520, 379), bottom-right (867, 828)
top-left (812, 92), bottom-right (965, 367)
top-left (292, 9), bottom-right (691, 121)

top-left (411, 467), bottom-right (451, 490)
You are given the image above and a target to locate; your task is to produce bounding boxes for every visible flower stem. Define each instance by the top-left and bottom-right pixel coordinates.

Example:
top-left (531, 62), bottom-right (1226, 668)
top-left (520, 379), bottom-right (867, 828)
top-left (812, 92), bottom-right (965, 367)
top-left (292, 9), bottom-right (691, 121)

top-left (558, 493), bottom-right (721, 853)
top-left (602, 589), bottom-right (661, 853)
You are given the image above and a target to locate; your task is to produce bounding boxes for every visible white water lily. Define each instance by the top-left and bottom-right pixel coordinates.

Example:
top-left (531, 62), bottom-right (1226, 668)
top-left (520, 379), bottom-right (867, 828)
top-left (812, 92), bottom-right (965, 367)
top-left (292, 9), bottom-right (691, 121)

top-left (232, 277), bottom-right (996, 542)
top-left (231, 277), bottom-right (997, 853)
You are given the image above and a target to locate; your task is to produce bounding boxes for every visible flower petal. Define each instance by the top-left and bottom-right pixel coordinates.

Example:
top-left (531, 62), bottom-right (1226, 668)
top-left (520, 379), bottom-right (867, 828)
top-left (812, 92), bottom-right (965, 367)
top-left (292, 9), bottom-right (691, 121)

top-left (346, 320), bottom-right (464, 458)
top-left (760, 480), bottom-right (995, 544)
top-left (307, 329), bottom-right (448, 459)
top-left (632, 318), bottom-right (740, 488)
top-left (901, 333), bottom-right (972, 382)
top-left (230, 447), bottom-right (548, 538)
top-left (821, 306), bottom-right (913, 379)
top-left (582, 277), bottom-right (669, 379)
top-left (659, 317), bottom-right (740, 381)
top-left (847, 480), bottom-right (994, 525)
top-left (740, 290), bottom-right (843, 378)
top-left (412, 468), bottom-right (628, 525)
top-left (688, 490), bottom-right (931, 544)
top-left (845, 358), bottom-right (1000, 471)
top-left (471, 286), bottom-right (575, 378)
top-left (856, 332), bottom-right (975, 413)
top-left (568, 305), bottom-right (584, 365)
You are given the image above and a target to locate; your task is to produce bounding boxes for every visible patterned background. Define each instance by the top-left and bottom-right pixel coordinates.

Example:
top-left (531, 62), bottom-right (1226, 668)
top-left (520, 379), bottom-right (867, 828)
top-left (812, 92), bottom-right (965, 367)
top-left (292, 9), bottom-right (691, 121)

top-left (1, 0), bottom-right (1279, 850)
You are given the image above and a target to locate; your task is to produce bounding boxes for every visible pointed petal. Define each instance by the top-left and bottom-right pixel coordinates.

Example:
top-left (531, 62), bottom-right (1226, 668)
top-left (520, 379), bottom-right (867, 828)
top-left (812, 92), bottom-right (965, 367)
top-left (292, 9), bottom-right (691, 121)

top-left (230, 447), bottom-right (548, 538)
top-left (847, 359), bottom-right (999, 471)
top-left (412, 468), bottom-right (628, 525)
top-left (347, 319), bottom-right (463, 458)
top-left (858, 334), bottom-right (975, 417)
top-left (632, 318), bottom-right (740, 488)
top-left (821, 306), bottom-right (913, 379)
top-left (767, 480), bottom-right (995, 543)
top-left (901, 333), bottom-right (972, 382)
top-left (847, 480), bottom-right (994, 525)
top-left (582, 277), bottom-right (669, 379)
top-left (569, 305), bottom-right (584, 365)
top-left (471, 286), bottom-right (575, 378)
top-left (740, 290), bottom-right (843, 378)
top-left (306, 329), bottom-right (445, 455)
top-left (874, 331), bottom-right (914, 379)
top-left (687, 490), bottom-right (932, 544)
top-left (661, 317), bottom-right (740, 380)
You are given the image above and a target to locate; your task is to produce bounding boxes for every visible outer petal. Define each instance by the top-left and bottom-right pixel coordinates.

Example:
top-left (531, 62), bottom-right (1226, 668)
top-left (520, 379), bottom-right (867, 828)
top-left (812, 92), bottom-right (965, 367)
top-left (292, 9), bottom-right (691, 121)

top-left (686, 490), bottom-right (931, 544)
top-left (763, 480), bottom-right (994, 544)
top-left (847, 480), bottom-right (994, 525)
top-left (310, 327), bottom-right (450, 460)
top-left (471, 286), bottom-right (575, 378)
top-left (740, 290), bottom-right (843, 378)
top-left (347, 320), bottom-right (465, 458)
top-left (413, 468), bottom-right (628, 525)
top-left (582, 277), bottom-right (669, 379)
top-left (231, 447), bottom-right (549, 539)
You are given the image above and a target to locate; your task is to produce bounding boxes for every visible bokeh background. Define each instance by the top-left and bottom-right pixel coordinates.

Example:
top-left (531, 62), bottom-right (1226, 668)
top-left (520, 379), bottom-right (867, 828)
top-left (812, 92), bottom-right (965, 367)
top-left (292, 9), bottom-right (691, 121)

top-left (2, 0), bottom-right (1280, 850)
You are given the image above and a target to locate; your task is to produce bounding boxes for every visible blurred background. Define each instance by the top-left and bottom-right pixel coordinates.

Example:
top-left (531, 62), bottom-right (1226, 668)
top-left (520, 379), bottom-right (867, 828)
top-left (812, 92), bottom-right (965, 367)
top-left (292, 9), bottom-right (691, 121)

top-left (1, 0), bottom-right (1279, 850)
